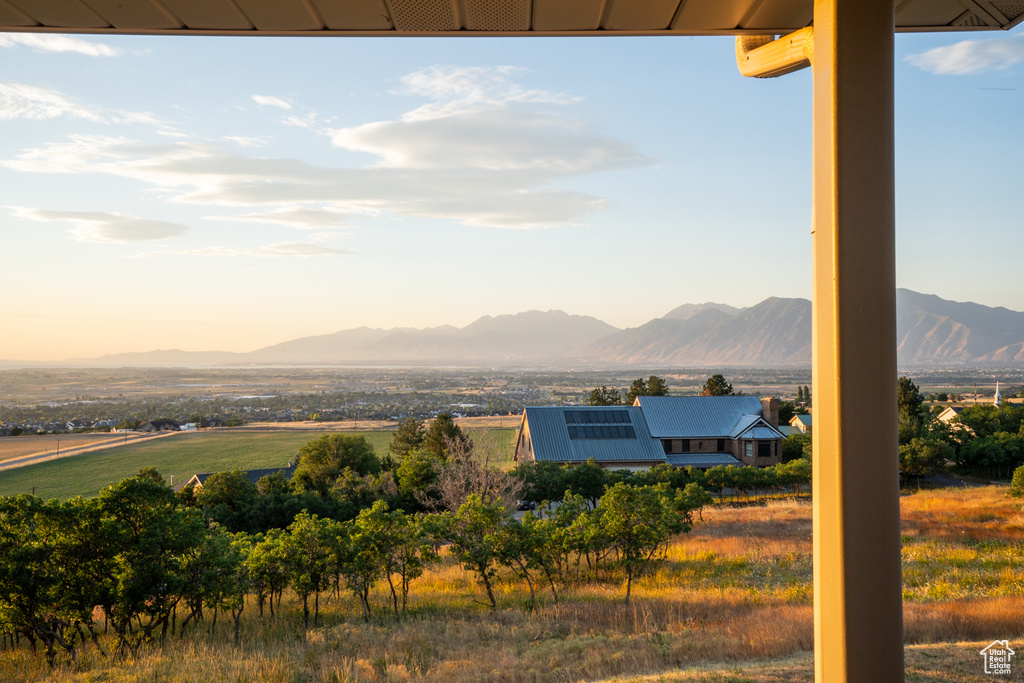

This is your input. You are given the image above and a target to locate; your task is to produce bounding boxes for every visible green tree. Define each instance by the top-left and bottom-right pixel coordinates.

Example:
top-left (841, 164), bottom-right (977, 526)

top-left (897, 376), bottom-right (928, 444)
top-left (701, 374), bottom-right (734, 397)
top-left (423, 413), bottom-right (472, 460)
top-left (282, 512), bottom-right (339, 628)
top-left (389, 416), bottom-right (426, 459)
top-left (196, 470), bottom-right (260, 533)
top-left (625, 376), bottom-right (670, 404)
top-left (395, 448), bottom-right (443, 504)
top-left (587, 385), bottom-right (622, 406)
top-left (97, 476), bottom-right (207, 655)
top-left (599, 483), bottom-right (696, 603)
top-left (781, 432), bottom-right (812, 463)
top-left (246, 529), bottom-right (290, 619)
top-left (899, 437), bottom-right (952, 487)
top-left (292, 434), bottom-right (380, 497)
top-left (1009, 464), bottom-right (1024, 498)
top-left (436, 494), bottom-right (508, 610)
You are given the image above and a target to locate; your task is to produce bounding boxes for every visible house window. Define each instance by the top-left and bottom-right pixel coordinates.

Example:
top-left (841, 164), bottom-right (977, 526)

top-left (745, 442), bottom-right (753, 459)
top-left (662, 439), bottom-right (672, 454)
top-left (680, 440), bottom-right (690, 452)
top-left (758, 441), bottom-right (772, 458)
top-left (717, 439), bottom-right (725, 451)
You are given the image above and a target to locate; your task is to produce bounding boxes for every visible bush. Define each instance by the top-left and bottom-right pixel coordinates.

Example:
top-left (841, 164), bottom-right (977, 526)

top-left (1009, 464), bottom-right (1024, 498)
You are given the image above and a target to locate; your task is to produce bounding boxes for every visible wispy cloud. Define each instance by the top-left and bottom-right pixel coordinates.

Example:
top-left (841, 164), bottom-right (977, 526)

top-left (225, 136), bottom-right (268, 147)
top-left (0, 82), bottom-right (164, 126)
top-left (163, 242), bottom-right (351, 257)
top-left (209, 205), bottom-right (366, 229)
top-left (8, 207), bottom-right (188, 243)
top-left (0, 82), bottom-right (104, 121)
top-left (2, 66), bottom-right (652, 229)
top-left (252, 95), bottom-right (292, 110)
top-left (908, 32), bottom-right (1024, 74)
top-left (0, 33), bottom-right (118, 57)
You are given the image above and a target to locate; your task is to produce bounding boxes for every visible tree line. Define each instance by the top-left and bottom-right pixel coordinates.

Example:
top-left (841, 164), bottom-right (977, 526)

top-left (0, 471), bottom-right (708, 667)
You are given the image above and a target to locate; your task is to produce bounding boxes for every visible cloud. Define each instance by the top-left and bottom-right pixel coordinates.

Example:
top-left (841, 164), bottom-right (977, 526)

top-left (164, 242), bottom-right (351, 257)
top-left (2, 67), bottom-right (652, 229)
top-left (208, 206), bottom-right (364, 229)
top-left (8, 207), bottom-right (188, 243)
top-left (0, 33), bottom-right (118, 57)
top-left (252, 95), bottom-right (292, 110)
top-left (225, 136), bottom-right (267, 147)
top-left (0, 82), bottom-right (104, 121)
top-left (0, 82), bottom-right (165, 127)
top-left (908, 32), bottom-right (1024, 74)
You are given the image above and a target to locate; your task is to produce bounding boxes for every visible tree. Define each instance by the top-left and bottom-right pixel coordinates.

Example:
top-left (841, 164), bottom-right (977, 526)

top-left (700, 374), bottom-right (734, 397)
top-left (196, 470), bottom-right (260, 533)
top-left (598, 483), bottom-right (696, 603)
top-left (282, 512), bottom-right (339, 628)
top-left (1009, 464), bottom-right (1024, 498)
top-left (899, 437), bottom-right (952, 487)
top-left (389, 416), bottom-right (426, 459)
top-left (423, 413), bottom-right (472, 460)
top-left (897, 376), bottom-right (928, 444)
top-left (587, 385), bottom-right (622, 406)
top-left (625, 376), bottom-right (670, 405)
top-left (292, 434), bottom-right (380, 497)
top-left (435, 494), bottom-right (509, 610)
top-left (781, 432), bottom-right (812, 463)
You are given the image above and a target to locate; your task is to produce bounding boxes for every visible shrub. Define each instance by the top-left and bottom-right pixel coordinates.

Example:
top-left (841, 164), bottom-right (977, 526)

top-left (1009, 464), bottom-right (1024, 497)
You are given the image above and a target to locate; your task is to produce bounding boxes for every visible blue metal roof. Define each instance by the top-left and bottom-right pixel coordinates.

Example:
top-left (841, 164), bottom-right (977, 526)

top-left (666, 453), bottom-right (744, 468)
top-left (739, 425), bottom-right (785, 439)
top-left (521, 406), bottom-right (665, 463)
top-left (637, 395), bottom-right (768, 438)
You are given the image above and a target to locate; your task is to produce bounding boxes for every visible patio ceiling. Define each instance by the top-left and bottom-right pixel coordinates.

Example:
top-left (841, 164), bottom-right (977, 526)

top-left (1, 0), bottom-right (1022, 36)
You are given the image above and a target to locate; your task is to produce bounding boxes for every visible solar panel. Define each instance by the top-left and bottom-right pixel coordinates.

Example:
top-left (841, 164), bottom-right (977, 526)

top-left (564, 409), bottom-right (631, 425)
top-left (566, 425), bottom-right (637, 439)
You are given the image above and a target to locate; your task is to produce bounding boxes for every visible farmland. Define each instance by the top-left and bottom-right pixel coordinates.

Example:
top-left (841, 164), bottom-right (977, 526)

top-left (1, 487), bottom-right (1019, 682)
top-left (0, 427), bottom-right (516, 500)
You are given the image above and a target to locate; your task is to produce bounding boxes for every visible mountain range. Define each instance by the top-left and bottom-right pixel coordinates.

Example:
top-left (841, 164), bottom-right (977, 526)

top-left (74, 289), bottom-right (1024, 367)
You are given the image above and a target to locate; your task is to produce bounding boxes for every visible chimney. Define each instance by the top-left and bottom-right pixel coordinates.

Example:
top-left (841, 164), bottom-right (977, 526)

top-left (761, 396), bottom-right (780, 428)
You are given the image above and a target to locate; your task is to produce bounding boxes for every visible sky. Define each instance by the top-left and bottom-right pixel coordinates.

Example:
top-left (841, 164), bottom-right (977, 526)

top-left (1, 27), bottom-right (1022, 361)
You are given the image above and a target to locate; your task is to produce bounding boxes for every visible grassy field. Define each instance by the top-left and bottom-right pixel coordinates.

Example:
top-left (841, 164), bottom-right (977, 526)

top-left (1, 487), bottom-right (1020, 682)
top-left (0, 433), bottom-right (161, 464)
top-left (0, 428), bottom-right (516, 500)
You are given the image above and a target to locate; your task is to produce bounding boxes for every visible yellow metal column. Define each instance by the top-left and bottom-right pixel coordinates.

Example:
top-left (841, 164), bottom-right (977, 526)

top-left (811, 1), bottom-right (903, 681)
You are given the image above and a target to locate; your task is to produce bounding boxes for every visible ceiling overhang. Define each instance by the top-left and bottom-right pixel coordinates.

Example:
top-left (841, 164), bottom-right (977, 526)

top-left (1, 0), bottom-right (1022, 37)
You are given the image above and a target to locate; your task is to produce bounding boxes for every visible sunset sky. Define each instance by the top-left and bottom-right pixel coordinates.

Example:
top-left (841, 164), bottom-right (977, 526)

top-left (1, 28), bottom-right (1022, 361)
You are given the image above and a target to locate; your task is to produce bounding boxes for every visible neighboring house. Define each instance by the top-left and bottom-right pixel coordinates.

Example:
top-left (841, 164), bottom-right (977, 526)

top-left (513, 396), bottom-right (784, 470)
top-left (513, 406), bottom-right (665, 471)
top-left (637, 396), bottom-right (784, 469)
top-left (201, 417), bottom-right (227, 428)
top-left (790, 414), bottom-right (812, 433)
top-left (935, 406), bottom-right (965, 425)
top-left (173, 465), bottom-right (297, 493)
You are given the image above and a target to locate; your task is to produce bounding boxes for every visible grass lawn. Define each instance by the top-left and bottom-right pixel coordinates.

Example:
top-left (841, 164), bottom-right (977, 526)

top-left (0, 427), bottom-right (515, 501)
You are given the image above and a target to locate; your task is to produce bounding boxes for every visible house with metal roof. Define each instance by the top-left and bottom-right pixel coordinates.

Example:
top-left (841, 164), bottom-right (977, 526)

top-left (636, 395), bottom-right (784, 468)
top-left (514, 396), bottom-right (784, 470)
top-left (513, 406), bottom-right (666, 471)
top-left (789, 414), bottom-right (812, 433)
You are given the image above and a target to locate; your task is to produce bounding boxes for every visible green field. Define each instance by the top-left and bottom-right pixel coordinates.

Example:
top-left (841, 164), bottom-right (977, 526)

top-left (0, 428), bottom-right (515, 501)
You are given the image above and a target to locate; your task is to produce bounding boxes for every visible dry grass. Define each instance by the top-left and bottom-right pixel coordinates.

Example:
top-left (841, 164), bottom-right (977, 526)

top-left (2, 487), bottom-right (1022, 682)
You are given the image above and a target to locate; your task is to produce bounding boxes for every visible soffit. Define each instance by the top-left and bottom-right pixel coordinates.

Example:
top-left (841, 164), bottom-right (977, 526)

top-left (1, 0), bottom-right (1022, 35)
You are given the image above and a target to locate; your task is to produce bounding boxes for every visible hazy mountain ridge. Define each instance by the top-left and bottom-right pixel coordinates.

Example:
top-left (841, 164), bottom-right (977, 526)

top-left (76, 291), bottom-right (1024, 367)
